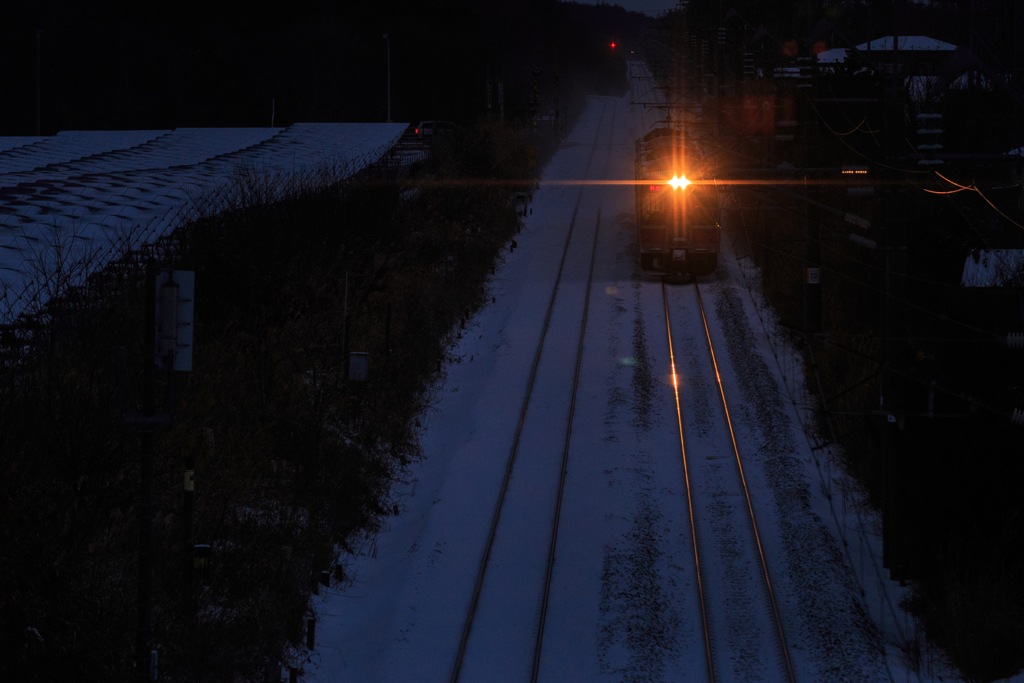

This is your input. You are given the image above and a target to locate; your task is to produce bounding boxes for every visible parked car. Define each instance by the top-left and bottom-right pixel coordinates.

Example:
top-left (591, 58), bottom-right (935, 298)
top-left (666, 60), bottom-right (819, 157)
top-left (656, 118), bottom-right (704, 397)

top-left (414, 120), bottom-right (457, 140)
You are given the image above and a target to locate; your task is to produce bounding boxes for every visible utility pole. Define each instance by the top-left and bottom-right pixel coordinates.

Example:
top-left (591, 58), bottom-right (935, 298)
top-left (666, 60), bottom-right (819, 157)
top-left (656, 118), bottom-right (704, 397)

top-left (35, 30), bottom-right (42, 136)
top-left (342, 271), bottom-right (349, 379)
top-left (123, 264), bottom-right (194, 680)
top-left (802, 48), bottom-right (821, 334)
top-left (183, 434), bottom-right (197, 618)
top-left (881, 0), bottom-right (910, 584)
top-left (553, 63), bottom-right (560, 141)
top-left (383, 34), bottom-right (392, 123)
top-left (136, 261), bottom-right (157, 682)
top-left (530, 69), bottom-right (541, 130)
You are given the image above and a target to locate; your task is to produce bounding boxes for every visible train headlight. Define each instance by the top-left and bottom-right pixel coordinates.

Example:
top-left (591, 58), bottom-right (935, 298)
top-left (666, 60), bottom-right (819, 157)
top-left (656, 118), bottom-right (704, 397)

top-left (668, 175), bottom-right (690, 190)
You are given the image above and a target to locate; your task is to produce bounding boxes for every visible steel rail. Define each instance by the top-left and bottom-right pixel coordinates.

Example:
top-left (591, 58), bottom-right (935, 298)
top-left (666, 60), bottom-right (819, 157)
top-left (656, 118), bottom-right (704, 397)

top-left (531, 97), bottom-right (619, 682)
top-left (449, 100), bottom-right (610, 683)
top-left (693, 283), bottom-right (797, 683)
top-left (529, 207), bottom-right (603, 682)
top-left (661, 280), bottom-right (716, 683)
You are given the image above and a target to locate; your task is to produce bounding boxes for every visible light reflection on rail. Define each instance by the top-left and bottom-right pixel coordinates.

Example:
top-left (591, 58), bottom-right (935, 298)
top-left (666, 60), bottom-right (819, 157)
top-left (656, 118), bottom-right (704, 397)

top-left (662, 280), bottom-right (716, 683)
top-left (662, 281), bottom-right (798, 683)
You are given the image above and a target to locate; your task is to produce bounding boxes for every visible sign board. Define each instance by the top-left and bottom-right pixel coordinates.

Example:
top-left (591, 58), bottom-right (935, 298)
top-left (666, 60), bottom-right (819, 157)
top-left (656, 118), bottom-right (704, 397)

top-left (806, 267), bottom-right (820, 284)
top-left (349, 351), bottom-right (368, 382)
top-left (193, 544), bottom-right (210, 580)
top-left (154, 269), bottom-right (195, 371)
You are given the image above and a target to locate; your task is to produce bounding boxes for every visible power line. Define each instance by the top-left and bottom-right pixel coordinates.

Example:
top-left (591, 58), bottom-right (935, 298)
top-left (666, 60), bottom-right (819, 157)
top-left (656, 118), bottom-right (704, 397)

top-left (744, 189), bottom-right (987, 295)
top-left (804, 94), bottom-right (932, 175)
top-left (743, 231), bottom-right (1002, 340)
top-left (933, 171), bottom-right (1024, 231)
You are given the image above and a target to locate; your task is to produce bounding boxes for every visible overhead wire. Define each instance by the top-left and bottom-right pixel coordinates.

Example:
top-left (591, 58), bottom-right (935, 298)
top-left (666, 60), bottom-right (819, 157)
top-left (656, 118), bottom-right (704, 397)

top-left (933, 171), bottom-right (1024, 231)
top-left (921, 186), bottom-right (970, 195)
top-left (743, 225), bottom-right (1012, 420)
top-left (643, 63), bottom-right (788, 175)
top-left (800, 332), bottom-right (1013, 421)
top-left (743, 228), bottom-right (1001, 339)
top-left (734, 47), bottom-right (1022, 677)
top-left (650, 52), bottom-right (1015, 338)
top-left (828, 82), bottom-right (882, 147)
top-left (747, 189), bottom-right (989, 295)
top-left (732, 227), bottom-right (913, 683)
top-left (902, 177), bottom-right (994, 248)
top-left (835, 119), bottom-right (878, 136)
top-left (742, 89), bottom-right (1017, 334)
top-left (805, 94), bottom-right (932, 174)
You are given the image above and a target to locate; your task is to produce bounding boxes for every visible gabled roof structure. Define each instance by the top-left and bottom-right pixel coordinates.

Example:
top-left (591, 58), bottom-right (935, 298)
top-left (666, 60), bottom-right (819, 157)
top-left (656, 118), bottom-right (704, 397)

top-left (962, 249), bottom-right (1024, 287)
top-left (817, 36), bottom-right (957, 63)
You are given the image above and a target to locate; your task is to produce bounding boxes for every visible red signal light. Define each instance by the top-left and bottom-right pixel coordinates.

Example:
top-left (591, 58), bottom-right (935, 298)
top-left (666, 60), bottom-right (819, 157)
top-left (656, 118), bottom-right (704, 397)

top-left (610, 42), bottom-right (617, 49)
top-left (415, 128), bottom-right (419, 133)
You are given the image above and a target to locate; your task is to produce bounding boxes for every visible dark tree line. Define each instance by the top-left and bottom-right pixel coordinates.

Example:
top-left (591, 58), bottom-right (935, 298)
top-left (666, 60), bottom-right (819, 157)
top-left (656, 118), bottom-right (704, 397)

top-left (0, 3), bottom-right (652, 681)
top-left (667, 2), bottom-right (1024, 681)
top-left (1, 1), bottom-right (648, 134)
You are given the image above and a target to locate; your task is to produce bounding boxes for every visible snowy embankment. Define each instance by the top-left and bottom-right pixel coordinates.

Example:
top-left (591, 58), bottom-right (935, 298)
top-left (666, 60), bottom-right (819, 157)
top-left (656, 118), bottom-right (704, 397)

top-left (306, 64), bottom-right (1011, 682)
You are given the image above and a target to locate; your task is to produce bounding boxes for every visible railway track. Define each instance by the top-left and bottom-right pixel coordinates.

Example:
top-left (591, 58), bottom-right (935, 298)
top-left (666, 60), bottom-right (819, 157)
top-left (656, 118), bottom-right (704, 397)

top-left (449, 98), bottom-right (617, 683)
top-left (662, 280), bottom-right (797, 683)
top-left (447, 82), bottom-right (796, 682)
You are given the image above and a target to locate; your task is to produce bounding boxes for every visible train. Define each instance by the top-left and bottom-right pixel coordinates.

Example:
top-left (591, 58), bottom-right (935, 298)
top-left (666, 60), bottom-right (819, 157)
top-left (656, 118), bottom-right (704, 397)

top-left (634, 126), bottom-right (721, 279)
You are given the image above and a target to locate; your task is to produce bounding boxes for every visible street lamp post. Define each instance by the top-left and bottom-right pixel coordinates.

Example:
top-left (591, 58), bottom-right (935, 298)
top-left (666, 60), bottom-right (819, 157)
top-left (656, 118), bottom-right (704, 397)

top-left (383, 34), bottom-right (391, 123)
top-left (35, 30), bottom-right (42, 135)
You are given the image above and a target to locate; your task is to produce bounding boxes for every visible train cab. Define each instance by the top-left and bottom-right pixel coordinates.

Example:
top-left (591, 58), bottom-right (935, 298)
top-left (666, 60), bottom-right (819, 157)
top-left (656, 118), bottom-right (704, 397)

top-left (635, 127), bottom-right (721, 278)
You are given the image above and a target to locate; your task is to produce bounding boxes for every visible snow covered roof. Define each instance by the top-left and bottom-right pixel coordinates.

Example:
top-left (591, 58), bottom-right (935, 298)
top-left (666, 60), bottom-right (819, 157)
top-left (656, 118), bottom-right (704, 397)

top-left (0, 137), bottom-right (48, 153)
top-left (962, 249), bottom-right (1024, 287)
top-left (0, 122), bottom-right (407, 323)
top-left (773, 66), bottom-right (810, 78)
top-left (816, 48), bottom-right (850, 64)
top-left (859, 36), bottom-right (957, 52)
top-left (817, 36), bottom-right (957, 64)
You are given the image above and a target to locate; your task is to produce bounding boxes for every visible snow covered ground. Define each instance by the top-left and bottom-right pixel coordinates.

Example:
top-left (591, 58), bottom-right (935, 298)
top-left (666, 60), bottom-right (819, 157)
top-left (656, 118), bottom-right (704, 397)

top-left (305, 64), bottom-right (1018, 682)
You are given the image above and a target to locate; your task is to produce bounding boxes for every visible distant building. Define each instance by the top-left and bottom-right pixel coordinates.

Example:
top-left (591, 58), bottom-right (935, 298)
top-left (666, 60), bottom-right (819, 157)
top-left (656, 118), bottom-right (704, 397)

top-left (817, 36), bottom-right (957, 77)
top-left (962, 249), bottom-right (1024, 287)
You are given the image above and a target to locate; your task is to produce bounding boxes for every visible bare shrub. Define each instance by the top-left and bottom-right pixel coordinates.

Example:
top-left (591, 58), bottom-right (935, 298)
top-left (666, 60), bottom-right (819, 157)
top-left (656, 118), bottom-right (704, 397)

top-left (0, 121), bottom-right (525, 682)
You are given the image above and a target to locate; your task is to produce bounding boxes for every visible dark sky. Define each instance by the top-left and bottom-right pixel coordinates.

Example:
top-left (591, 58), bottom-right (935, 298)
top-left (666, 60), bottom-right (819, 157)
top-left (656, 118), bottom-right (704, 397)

top-left (0, 1), bottom-right (652, 134)
top-left (574, 0), bottom-right (678, 16)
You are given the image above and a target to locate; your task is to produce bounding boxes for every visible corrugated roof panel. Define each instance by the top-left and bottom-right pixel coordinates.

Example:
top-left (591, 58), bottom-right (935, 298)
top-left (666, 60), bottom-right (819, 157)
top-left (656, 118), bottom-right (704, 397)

top-left (0, 123), bottom-right (406, 321)
top-left (0, 137), bottom-right (48, 153)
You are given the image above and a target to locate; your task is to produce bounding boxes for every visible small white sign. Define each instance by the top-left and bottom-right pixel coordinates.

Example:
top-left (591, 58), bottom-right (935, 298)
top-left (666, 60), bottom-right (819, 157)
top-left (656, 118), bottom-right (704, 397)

top-left (806, 267), bottom-right (820, 284)
top-left (154, 269), bottom-right (195, 371)
top-left (349, 352), bottom-right (368, 382)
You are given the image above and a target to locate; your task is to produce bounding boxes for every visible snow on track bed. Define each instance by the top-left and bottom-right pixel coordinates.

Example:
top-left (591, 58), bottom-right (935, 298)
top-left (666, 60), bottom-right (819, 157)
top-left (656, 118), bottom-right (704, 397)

top-left (663, 282), bottom-right (791, 683)
top-left (536, 88), bottom-right (702, 683)
top-left (454, 99), bottom-right (616, 683)
top-left (696, 251), bottom-right (890, 682)
top-left (307, 98), bottom-right (621, 682)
